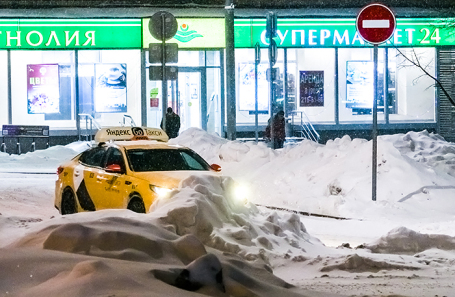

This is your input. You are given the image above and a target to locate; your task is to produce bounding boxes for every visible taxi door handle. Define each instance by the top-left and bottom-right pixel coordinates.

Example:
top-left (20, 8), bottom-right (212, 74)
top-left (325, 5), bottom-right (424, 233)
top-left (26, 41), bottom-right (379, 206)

top-left (74, 170), bottom-right (81, 177)
top-left (97, 175), bottom-right (107, 181)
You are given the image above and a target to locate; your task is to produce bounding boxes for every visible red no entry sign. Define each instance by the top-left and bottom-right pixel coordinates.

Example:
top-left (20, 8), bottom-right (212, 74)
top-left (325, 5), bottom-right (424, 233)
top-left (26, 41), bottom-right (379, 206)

top-left (356, 3), bottom-right (396, 44)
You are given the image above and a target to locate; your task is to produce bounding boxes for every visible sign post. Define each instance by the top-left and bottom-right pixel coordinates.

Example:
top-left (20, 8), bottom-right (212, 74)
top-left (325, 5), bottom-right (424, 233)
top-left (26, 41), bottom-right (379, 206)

top-left (149, 11), bottom-right (178, 132)
top-left (356, 3), bottom-right (396, 202)
top-left (266, 12), bottom-right (278, 148)
top-left (254, 42), bottom-right (261, 142)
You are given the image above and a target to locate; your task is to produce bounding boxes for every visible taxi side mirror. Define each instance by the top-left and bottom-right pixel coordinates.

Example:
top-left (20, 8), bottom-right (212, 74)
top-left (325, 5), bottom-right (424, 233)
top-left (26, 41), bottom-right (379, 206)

top-left (105, 164), bottom-right (123, 174)
top-left (210, 164), bottom-right (222, 172)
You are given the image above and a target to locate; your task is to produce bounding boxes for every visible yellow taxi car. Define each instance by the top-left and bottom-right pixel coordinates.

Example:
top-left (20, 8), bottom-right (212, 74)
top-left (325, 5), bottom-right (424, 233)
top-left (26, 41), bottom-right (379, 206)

top-left (54, 126), bottom-right (222, 215)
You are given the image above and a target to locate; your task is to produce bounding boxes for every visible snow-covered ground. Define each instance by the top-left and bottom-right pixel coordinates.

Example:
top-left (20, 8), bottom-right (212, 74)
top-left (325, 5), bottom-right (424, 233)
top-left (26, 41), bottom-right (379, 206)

top-left (1, 128), bottom-right (455, 296)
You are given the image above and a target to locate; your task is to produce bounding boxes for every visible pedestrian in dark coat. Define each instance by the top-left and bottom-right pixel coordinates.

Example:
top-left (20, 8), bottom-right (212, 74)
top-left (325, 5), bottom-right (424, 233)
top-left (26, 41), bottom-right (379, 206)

top-left (264, 110), bottom-right (286, 149)
top-left (160, 107), bottom-right (181, 139)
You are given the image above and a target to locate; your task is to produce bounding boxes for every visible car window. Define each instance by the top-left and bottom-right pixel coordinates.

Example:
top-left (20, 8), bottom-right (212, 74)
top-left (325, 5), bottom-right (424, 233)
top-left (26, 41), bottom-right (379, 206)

top-left (181, 151), bottom-right (209, 170)
top-left (79, 147), bottom-right (107, 167)
top-left (126, 149), bottom-right (210, 172)
top-left (105, 147), bottom-right (126, 173)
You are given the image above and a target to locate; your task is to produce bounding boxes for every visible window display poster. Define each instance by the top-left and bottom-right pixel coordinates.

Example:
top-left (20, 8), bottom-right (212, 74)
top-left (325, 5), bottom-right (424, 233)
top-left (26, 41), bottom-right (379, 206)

top-left (346, 61), bottom-right (374, 109)
top-left (27, 64), bottom-right (60, 114)
top-left (150, 87), bottom-right (159, 109)
top-left (94, 63), bottom-right (127, 113)
top-left (238, 63), bottom-right (269, 111)
top-left (299, 71), bottom-right (324, 107)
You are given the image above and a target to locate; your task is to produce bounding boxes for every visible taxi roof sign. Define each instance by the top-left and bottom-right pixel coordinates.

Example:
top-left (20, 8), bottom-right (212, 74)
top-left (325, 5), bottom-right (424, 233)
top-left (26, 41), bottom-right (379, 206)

top-left (95, 127), bottom-right (169, 143)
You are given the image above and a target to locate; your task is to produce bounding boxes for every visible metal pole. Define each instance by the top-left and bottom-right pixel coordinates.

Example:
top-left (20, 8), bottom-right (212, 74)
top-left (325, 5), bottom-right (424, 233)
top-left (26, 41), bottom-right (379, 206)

top-left (269, 44), bottom-right (274, 149)
top-left (225, 0), bottom-right (236, 140)
top-left (254, 43), bottom-right (260, 142)
top-left (141, 49), bottom-right (147, 127)
top-left (372, 45), bottom-right (378, 201)
top-left (7, 49), bottom-right (12, 124)
top-left (75, 50), bottom-right (80, 141)
top-left (384, 48), bottom-right (389, 124)
top-left (161, 13), bottom-right (168, 132)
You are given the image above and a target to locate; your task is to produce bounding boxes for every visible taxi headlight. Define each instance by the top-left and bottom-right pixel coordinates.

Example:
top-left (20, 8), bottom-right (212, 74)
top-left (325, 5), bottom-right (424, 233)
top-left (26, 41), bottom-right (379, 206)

top-left (150, 184), bottom-right (172, 198)
top-left (233, 183), bottom-right (249, 204)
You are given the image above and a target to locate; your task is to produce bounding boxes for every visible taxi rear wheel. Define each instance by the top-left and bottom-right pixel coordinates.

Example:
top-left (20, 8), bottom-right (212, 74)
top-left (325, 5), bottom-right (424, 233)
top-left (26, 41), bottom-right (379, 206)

top-left (61, 188), bottom-right (77, 215)
top-left (128, 196), bottom-right (146, 213)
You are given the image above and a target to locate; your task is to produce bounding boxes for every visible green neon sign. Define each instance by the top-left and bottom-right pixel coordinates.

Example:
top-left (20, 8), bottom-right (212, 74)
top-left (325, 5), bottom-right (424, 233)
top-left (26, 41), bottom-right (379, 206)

top-left (235, 18), bottom-right (455, 48)
top-left (143, 18), bottom-right (225, 48)
top-left (0, 19), bottom-right (142, 49)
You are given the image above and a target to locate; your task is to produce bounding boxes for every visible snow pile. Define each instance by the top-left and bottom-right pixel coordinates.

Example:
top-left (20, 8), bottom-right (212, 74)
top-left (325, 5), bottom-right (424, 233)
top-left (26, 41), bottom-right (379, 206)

top-left (1, 128), bottom-right (455, 296)
top-left (382, 130), bottom-right (455, 177)
top-left (174, 129), bottom-right (455, 221)
top-left (172, 127), bottom-right (275, 178)
top-left (364, 226), bottom-right (455, 254)
top-left (0, 141), bottom-right (90, 173)
top-left (316, 227), bottom-right (455, 273)
top-left (4, 171), bottom-right (338, 297)
top-left (150, 174), bottom-right (327, 262)
top-left (6, 212), bottom-right (329, 297)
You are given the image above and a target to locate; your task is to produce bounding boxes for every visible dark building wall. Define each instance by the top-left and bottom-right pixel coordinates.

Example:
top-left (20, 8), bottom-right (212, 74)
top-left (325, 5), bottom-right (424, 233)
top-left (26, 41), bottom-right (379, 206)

top-left (438, 49), bottom-right (455, 143)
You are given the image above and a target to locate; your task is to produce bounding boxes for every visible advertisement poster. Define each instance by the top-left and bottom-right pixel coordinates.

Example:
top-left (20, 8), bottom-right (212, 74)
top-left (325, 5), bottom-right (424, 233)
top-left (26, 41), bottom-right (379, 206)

top-left (150, 87), bottom-right (159, 109)
top-left (27, 64), bottom-right (60, 114)
top-left (238, 63), bottom-right (269, 111)
top-left (345, 61), bottom-right (374, 109)
top-left (299, 71), bottom-right (324, 107)
top-left (94, 63), bottom-right (127, 113)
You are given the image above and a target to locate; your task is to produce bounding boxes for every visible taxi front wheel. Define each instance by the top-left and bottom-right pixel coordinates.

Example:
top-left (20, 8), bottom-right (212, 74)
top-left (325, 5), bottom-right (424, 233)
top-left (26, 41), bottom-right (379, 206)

top-left (127, 196), bottom-right (146, 213)
top-left (61, 188), bottom-right (77, 215)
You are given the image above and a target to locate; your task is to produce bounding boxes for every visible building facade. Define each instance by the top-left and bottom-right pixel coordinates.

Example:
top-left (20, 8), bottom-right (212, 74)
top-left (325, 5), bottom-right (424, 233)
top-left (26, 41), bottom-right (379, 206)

top-left (0, 1), bottom-right (454, 153)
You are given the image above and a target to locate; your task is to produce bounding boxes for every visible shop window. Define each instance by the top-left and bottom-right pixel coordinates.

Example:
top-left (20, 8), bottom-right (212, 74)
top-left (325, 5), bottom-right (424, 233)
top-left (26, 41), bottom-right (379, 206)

top-left (10, 50), bottom-right (75, 128)
top-left (388, 48), bottom-right (436, 122)
top-left (78, 50), bottom-right (142, 128)
top-left (235, 48), bottom-right (285, 125)
top-left (206, 51), bottom-right (220, 67)
top-left (288, 48), bottom-right (336, 123)
top-left (0, 51), bottom-right (8, 127)
top-left (338, 48), bottom-right (386, 123)
top-left (9, 50), bottom-right (141, 130)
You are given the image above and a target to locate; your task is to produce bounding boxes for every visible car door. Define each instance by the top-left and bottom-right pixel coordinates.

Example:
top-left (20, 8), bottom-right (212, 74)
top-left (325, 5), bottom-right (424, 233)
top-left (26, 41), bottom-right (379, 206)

top-left (94, 147), bottom-right (130, 209)
top-left (75, 146), bottom-right (108, 211)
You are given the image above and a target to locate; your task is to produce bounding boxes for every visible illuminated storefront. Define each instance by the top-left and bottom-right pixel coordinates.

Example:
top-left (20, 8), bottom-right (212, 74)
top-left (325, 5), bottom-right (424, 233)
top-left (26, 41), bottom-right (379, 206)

top-left (0, 17), bottom-right (225, 146)
top-left (0, 19), bottom-right (142, 138)
top-left (0, 13), bottom-right (454, 145)
top-left (233, 18), bottom-right (454, 141)
top-left (142, 18), bottom-right (225, 136)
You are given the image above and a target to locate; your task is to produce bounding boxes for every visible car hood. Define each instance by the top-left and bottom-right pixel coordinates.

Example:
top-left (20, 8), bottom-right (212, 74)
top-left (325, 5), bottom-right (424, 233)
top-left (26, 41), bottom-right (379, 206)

top-left (130, 170), bottom-right (220, 189)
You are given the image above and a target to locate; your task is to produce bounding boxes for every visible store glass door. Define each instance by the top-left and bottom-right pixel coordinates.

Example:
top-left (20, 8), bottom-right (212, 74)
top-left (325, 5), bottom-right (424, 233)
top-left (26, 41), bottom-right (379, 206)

top-left (146, 64), bottom-right (221, 136)
top-left (177, 69), bottom-right (205, 131)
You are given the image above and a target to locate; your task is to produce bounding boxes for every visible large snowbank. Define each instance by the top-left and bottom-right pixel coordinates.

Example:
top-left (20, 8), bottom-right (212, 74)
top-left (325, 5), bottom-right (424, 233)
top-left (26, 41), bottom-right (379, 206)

top-left (1, 128), bottom-right (455, 296)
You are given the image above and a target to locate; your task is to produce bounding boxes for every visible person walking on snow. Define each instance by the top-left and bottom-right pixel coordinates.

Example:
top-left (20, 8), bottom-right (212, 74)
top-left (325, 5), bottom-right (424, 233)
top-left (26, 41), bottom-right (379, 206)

top-left (160, 107), bottom-right (181, 139)
top-left (265, 110), bottom-right (286, 149)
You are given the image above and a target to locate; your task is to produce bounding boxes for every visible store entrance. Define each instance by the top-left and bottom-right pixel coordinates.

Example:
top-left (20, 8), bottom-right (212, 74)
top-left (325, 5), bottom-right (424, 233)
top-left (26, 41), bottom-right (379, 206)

top-left (173, 68), bottom-right (207, 132)
top-left (146, 64), bottom-right (221, 136)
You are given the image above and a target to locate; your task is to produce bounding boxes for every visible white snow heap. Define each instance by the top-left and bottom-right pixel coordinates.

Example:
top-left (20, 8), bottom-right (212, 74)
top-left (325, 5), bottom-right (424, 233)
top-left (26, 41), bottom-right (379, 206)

top-left (172, 129), bottom-right (455, 220)
top-left (364, 226), bottom-right (455, 255)
top-left (150, 174), bottom-right (327, 261)
top-left (382, 130), bottom-right (455, 177)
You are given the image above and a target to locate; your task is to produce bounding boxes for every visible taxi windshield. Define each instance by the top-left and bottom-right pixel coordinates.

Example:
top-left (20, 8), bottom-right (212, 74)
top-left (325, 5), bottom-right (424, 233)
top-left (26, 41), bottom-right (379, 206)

top-left (126, 148), bottom-right (211, 172)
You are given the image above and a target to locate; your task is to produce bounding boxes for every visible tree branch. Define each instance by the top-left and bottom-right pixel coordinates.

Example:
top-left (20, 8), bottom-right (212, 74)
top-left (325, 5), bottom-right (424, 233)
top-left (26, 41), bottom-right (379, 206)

top-left (395, 47), bottom-right (455, 107)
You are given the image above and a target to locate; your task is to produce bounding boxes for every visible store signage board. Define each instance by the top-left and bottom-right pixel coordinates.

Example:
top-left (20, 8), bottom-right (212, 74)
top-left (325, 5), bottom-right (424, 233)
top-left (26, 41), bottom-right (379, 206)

top-left (300, 71), bottom-right (324, 107)
top-left (143, 18), bottom-right (225, 49)
top-left (235, 18), bottom-right (454, 48)
top-left (356, 3), bottom-right (396, 44)
top-left (0, 19), bottom-right (141, 49)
